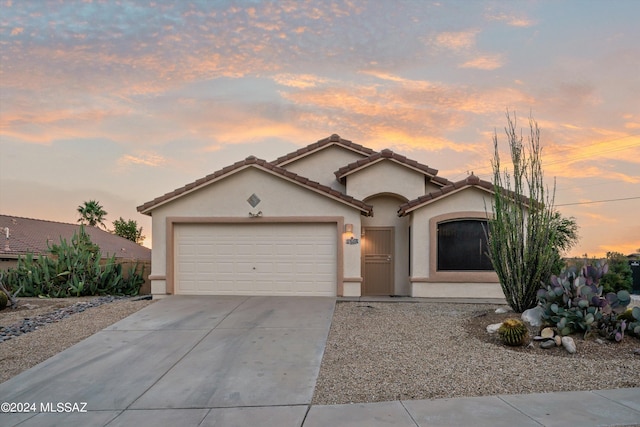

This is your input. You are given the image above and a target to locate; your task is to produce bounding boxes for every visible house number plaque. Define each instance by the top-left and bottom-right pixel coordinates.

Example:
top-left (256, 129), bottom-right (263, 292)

top-left (345, 237), bottom-right (359, 245)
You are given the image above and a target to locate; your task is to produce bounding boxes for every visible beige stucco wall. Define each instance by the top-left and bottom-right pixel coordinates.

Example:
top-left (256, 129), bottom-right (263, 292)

top-left (362, 195), bottom-right (411, 295)
top-left (346, 161), bottom-right (426, 202)
top-left (281, 145), bottom-right (366, 191)
top-left (148, 166), bottom-right (364, 295)
top-left (409, 186), bottom-right (501, 298)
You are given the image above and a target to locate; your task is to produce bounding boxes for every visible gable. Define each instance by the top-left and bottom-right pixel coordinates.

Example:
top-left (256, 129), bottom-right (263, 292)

top-left (147, 167), bottom-right (371, 220)
top-left (138, 157), bottom-right (372, 216)
top-left (345, 160), bottom-right (427, 201)
top-left (279, 144), bottom-right (369, 190)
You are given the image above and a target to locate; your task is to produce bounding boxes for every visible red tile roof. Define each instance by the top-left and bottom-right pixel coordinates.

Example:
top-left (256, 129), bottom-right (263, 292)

top-left (334, 149), bottom-right (452, 187)
top-left (271, 134), bottom-right (377, 166)
top-left (397, 174), bottom-right (495, 216)
top-left (0, 215), bottom-right (151, 260)
top-left (137, 156), bottom-right (373, 216)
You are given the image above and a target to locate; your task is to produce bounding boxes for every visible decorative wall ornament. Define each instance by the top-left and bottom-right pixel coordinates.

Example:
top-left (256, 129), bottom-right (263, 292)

top-left (247, 193), bottom-right (261, 208)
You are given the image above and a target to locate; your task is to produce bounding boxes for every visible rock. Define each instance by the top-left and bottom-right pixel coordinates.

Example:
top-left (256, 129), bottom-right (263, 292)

top-left (521, 306), bottom-right (544, 327)
top-left (554, 336), bottom-right (562, 346)
top-left (540, 327), bottom-right (555, 339)
top-left (0, 296), bottom-right (125, 343)
top-left (533, 336), bottom-right (545, 341)
top-left (595, 338), bottom-right (605, 345)
top-left (540, 340), bottom-right (556, 349)
top-left (495, 307), bottom-right (511, 314)
top-left (486, 323), bottom-right (503, 334)
top-left (561, 336), bottom-right (577, 354)
top-left (634, 349), bottom-right (640, 356)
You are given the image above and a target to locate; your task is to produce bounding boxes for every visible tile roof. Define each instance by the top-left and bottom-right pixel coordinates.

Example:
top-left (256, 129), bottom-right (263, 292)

top-left (334, 149), bottom-right (452, 187)
top-left (0, 215), bottom-right (151, 260)
top-left (271, 134), bottom-right (377, 166)
top-left (397, 174), bottom-right (495, 216)
top-left (137, 156), bottom-right (373, 216)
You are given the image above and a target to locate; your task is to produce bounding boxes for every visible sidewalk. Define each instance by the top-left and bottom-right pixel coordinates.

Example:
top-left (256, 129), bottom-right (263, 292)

top-left (304, 388), bottom-right (640, 427)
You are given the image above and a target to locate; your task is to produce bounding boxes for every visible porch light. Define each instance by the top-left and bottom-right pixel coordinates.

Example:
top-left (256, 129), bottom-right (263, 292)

top-left (344, 223), bottom-right (353, 234)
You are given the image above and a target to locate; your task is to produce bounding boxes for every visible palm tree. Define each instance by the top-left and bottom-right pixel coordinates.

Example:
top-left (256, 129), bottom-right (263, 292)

top-left (77, 200), bottom-right (108, 229)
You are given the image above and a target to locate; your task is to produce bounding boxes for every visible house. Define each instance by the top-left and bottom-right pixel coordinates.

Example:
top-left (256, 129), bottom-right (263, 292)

top-left (137, 134), bottom-right (502, 299)
top-left (0, 215), bottom-right (151, 272)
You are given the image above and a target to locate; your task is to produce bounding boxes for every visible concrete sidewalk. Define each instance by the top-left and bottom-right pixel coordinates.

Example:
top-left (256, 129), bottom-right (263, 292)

top-left (0, 296), bottom-right (638, 426)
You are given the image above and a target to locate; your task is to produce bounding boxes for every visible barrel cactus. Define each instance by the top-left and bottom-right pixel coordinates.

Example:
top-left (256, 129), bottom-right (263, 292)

top-left (498, 318), bottom-right (529, 346)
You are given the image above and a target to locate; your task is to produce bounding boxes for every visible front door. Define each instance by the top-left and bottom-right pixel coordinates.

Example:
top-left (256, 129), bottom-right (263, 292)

top-left (362, 227), bottom-right (394, 296)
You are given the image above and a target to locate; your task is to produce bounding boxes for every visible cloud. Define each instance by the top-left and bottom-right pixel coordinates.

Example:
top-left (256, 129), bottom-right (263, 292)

top-left (460, 54), bottom-right (505, 70)
top-left (433, 30), bottom-right (478, 50)
top-left (117, 152), bottom-right (168, 168)
top-left (273, 74), bottom-right (329, 88)
top-left (486, 12), bottom-right (535, 27)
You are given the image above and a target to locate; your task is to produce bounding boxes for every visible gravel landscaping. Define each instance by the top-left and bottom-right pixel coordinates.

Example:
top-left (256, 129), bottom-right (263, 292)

top-left (312, 301), bottom-right (640, 405)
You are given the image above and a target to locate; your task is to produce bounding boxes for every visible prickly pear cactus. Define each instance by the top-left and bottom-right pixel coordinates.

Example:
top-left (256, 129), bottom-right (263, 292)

top-left (498, 318), bottom-right (529, 346)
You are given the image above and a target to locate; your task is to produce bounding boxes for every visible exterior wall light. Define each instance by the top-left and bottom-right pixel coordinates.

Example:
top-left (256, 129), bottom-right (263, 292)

top-left (345, 223), bottom-right (353, 234)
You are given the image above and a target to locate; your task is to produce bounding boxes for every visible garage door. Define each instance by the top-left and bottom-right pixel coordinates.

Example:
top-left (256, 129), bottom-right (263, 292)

top-left (174, 223), bottom-right (337, 296)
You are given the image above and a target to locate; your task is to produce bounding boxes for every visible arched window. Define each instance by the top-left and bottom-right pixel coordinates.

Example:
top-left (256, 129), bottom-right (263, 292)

top-left (437, 219), bottom-right (493, 271)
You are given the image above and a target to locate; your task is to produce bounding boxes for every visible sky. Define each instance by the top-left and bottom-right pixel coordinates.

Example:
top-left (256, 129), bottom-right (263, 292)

top-left (1, 0), bottom-right (639, 257)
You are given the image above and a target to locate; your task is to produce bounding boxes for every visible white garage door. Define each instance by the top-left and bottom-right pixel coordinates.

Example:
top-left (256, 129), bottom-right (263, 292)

top-left (174, 223), bottom-right (337, 296)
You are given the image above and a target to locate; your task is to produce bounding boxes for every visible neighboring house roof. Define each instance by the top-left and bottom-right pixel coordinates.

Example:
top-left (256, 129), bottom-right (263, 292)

top-left (137, 156), bottom-right (374, 216)
top-left (397, 174), bottom-right (494, 216)
top-left (0, 214), bottom-right (151, 260)
top-left (271, 134), bottom-right (377, 166)
top-left (334, 149), bottom-right (452, 187)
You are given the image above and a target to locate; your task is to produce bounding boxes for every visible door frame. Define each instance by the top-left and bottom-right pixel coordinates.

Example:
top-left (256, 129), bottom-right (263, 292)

top-left (361, 226), bottom-right (395, 296)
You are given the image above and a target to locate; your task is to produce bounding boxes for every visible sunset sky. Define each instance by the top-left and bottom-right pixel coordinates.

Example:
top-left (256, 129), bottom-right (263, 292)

top-left (1, 0), bottom-right (639, 257)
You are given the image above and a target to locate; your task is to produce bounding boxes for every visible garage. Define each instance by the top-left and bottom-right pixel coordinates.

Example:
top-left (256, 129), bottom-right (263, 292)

top-left (174, 222), bottom-right (337, 296)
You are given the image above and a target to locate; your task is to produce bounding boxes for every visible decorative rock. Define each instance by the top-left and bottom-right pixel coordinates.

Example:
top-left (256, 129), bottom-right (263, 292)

top-left (521, 306), bottom-right (544, 327)
top-left (540, 340), bottom-right (556, 349)
top-left (495, 307), bottom-right (511, 314)
top-left (540, 327), bottom-right (555, 339)
top-left (561, 336), bottom-right (577, 354)
top-left (0, 296), bottom-right (125, 344)
top-left (533, 336), bottom-right (545, 341)
top-left (486, 323), bottom-right (503, 334)
top-left (554, 336), bottom-right (562, 346)
top-left (595, 338), bottom-right (605, 345)
top-left (634, 349), bottom-right (640, 356)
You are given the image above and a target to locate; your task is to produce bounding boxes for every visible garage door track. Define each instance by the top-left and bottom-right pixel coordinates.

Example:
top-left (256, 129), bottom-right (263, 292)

top-left (0, 296), bottom-right (335, 426)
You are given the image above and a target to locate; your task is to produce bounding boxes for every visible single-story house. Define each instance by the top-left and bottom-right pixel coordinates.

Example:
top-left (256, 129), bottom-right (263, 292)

top-left (0, 215), bottom-right (151, 293)
top-left (137, 134), bottom-right (502, 299)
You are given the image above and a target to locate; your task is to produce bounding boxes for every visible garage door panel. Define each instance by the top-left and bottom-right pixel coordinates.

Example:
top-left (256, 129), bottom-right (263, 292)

top-left (175, 223), bottom-right (337, 296)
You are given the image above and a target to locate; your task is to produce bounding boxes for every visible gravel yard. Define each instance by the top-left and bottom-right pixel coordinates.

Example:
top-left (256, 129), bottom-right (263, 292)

top-left (312, 301), bottom-right (640, 405)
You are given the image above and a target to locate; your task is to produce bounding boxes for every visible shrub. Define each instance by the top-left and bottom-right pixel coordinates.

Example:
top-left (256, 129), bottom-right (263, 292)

top-left (3, 226), bottom-right (144, 298)
top-left (537, 261), bottom-right (632, 340)
top-left (600, 252), bottom-right (633, 294)
top-left (0, 290), bottom-right (7, 310)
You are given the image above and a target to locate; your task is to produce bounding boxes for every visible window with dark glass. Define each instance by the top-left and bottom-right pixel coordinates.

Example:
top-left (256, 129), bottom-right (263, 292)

top-left (437, 220), bottom-right (493, 271)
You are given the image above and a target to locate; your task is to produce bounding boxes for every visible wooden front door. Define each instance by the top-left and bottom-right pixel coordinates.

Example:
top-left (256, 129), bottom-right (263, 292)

top-left (362, 227), bottom-right (394, 296)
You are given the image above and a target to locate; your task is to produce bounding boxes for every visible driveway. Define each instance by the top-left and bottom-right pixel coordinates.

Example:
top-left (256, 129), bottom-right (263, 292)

top-left (0, 296), bottom-right (336, 427)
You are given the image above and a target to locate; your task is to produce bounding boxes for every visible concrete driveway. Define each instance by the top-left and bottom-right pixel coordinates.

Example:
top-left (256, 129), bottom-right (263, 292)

top-left (0, 296), bottom-right (335, 427)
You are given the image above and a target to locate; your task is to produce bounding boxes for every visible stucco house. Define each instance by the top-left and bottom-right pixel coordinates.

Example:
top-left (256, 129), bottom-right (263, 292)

top-left (137, 134), bottom-right (502, 299)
